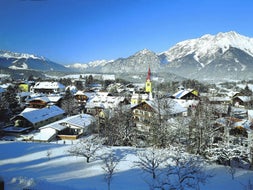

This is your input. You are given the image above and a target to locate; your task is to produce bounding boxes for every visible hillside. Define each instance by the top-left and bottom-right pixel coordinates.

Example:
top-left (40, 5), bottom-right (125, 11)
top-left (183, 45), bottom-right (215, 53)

top-left (1, 140), bottom-right (253, 190)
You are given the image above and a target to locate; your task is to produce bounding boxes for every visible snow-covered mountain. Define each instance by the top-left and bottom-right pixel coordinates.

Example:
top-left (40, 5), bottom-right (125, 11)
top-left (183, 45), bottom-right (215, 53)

top-left (160, 31), bottom-right (253, 80)
top-left (100, 48), bottom-right (161, 73)
top-left (3, 31), bottom-right (253, 81)
top-left (0, 50), bottom-right (70, 72)
top-left (68, 31), bottom-right (253, 80)
top-left (66, 60), bottom-right (113, 71)
top-left (161, 31), bottom-right (253, 65)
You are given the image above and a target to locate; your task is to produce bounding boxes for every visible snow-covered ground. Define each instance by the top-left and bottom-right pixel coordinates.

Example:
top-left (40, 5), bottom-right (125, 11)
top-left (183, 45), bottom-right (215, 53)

top-left (1, 140), bottom-right (253, 190)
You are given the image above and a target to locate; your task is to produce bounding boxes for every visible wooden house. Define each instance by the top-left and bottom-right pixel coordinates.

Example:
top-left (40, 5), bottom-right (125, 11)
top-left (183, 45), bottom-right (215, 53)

top-left (7, 105), bottom-right (65, 133)
top-left (74, 90), bottom-right (90, 106)
top-left (85, 92), bottom-right (129, 116)
top-left (172, 89), bottom-right (200, 108)
top-left (27, 96), bottom-right (50, 108)
top-left (131, 98), bottom-right (187, 132)
top-left (232, 96), bottom-right (253, 107)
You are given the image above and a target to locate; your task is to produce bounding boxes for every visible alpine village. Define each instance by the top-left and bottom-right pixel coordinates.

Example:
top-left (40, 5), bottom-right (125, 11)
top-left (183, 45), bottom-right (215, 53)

top-left (2, 32), bottom-right (253, 189)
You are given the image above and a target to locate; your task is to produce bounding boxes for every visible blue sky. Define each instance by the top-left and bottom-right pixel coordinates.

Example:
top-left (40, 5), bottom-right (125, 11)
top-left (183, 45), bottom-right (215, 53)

top-left (0, 0), bottom-right (253, 64)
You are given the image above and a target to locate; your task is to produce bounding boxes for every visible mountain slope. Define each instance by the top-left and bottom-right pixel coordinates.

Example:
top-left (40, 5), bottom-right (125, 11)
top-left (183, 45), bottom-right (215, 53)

top-left (100, 49), bottom-right (161, 73)
top-left (161, 31), bottom-right (253, 66)
top-left (3, 31), bottom-right (253, 81)
top-left (160, 31), bottom-right (253, 80)
top-left (0, 50), bottom-right (70, 72)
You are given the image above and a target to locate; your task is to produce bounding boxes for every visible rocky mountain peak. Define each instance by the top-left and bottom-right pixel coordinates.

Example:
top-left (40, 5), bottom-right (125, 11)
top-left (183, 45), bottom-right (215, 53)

top-left (161, 31), bottom-right (253, 66)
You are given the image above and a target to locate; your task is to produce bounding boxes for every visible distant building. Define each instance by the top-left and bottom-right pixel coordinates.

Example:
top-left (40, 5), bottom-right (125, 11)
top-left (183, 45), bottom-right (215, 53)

top-left (30, 81), bottom-right (65, 94)
top-left (86, 92), bottom-right (129, 116)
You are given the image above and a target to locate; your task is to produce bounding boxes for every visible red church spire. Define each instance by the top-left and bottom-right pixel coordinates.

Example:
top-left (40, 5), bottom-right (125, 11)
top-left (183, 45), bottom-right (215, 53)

top-left (146, 67), bottom-right (151, 81)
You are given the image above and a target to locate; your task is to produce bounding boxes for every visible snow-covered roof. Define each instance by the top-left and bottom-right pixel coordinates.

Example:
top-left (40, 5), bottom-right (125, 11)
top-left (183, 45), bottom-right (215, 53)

top-left (47, 95), bottom-right (63, 103)
top-left (32, 82), bottom-right (65, 89)
top-left (234, 96), bottom-right (252, 102)
top-left (133, 98), bottom-right (187, 116)
top-left (75, 90), bottom-right (86, 96)
top-left (15, 105), bottom-right (65, 124)
top-left (86, 93), bottom-right (127, 109)
top-left (63, 114), bottom-right (96, 128)
top-left (28, 96), bottom-right (50, 103)
top-left (208, 96), bottom-right (231, 102)
top-left (33, 128), bottom-right (57, 141)
top-left (173, 89), bottom-right (196, 99)
top-left (0, 83), bottom-right (12, 89)
top-left (40, 123), bottom-right (67, 131)
top-left (40, 114), bottom-right (96, 130)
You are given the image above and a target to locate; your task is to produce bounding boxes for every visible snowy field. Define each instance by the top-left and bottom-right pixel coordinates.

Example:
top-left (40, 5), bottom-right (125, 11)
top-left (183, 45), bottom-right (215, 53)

top-left (1, 140), bottom-right (253, 190)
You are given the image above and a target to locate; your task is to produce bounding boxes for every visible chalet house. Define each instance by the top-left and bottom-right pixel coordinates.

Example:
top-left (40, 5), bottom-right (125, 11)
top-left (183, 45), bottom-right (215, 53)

top-left (172, 89), bottom-right (200, 108)
top-left (25, 94), bottom-right (63, 108)
top-left (131, 92), bottom-right (149, 105)
top-left (173, 89), bottom-right (199, 99)
top-left (85, 92), bottom-right (129, 116)
top-left (27, 96), bottom-right (50, 108)
top-left (30, 81), bottom-right (65, 94)
top-left (74, 90), bottom-right (91, 106)
top-left (33, 114), bottom-right (96, 142)
top-left (232, 96), bottom-right (253, 107)
top-left (131, 98), bottom-right (187, 132)
top-left (8, 105), bottom-right (65, 132)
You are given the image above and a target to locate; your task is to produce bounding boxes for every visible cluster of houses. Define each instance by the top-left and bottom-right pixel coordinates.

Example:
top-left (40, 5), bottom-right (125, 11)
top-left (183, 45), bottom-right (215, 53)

top-left (1, 69), bottom-right (253, 149)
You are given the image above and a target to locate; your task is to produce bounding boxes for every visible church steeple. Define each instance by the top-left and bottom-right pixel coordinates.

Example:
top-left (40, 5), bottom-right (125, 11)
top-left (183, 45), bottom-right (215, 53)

top-left (146, 67), bottom-right (151, 81)
top-left (145, 67), bottom-right (152, 93)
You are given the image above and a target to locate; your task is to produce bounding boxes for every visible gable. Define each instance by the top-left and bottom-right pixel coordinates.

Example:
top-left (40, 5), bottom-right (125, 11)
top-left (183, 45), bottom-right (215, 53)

top-left (132, 101), bottom-right (156, 113)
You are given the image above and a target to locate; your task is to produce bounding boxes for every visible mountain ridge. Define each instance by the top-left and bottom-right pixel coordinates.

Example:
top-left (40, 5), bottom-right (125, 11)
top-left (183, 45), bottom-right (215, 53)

top-left (2, 31), bottom-right (253, 81)
top-left (0, 50), bottom-right (70, 72)
top-left (67, 31), bottom-right (253, 81)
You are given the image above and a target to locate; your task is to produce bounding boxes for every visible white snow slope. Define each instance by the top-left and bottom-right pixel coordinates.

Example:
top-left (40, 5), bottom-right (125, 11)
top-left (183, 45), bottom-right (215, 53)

top-left (1, 141), bottom-right (253, 190)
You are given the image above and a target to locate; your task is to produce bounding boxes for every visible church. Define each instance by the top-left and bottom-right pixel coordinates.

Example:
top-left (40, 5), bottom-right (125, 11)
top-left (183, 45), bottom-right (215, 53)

top-left (131, 67), bottom-right (153, 105)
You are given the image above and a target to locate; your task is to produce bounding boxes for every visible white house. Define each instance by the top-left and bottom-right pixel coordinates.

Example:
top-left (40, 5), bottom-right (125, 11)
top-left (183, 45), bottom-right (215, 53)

top-left (30, 81), bottom-right (65, 94)
top-left (33, 114), bottom-right (96, 142)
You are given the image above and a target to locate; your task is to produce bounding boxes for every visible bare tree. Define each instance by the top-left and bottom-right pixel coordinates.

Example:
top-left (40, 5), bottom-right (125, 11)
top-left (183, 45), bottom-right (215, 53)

top-left (189, 101), bottom-right (217, 155)
top-left (68, 135), bottom-right (103, 163)
top-left (134, 148), bottom-right (168, 189)
top-left (148, 98), bottom-right (175, 148)
top-left (101, 151), bottom-right (120, 190)
top-left (161, 150), bottom-right (213, 190)
top-left (100, 106), bottom-right (136, 146)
